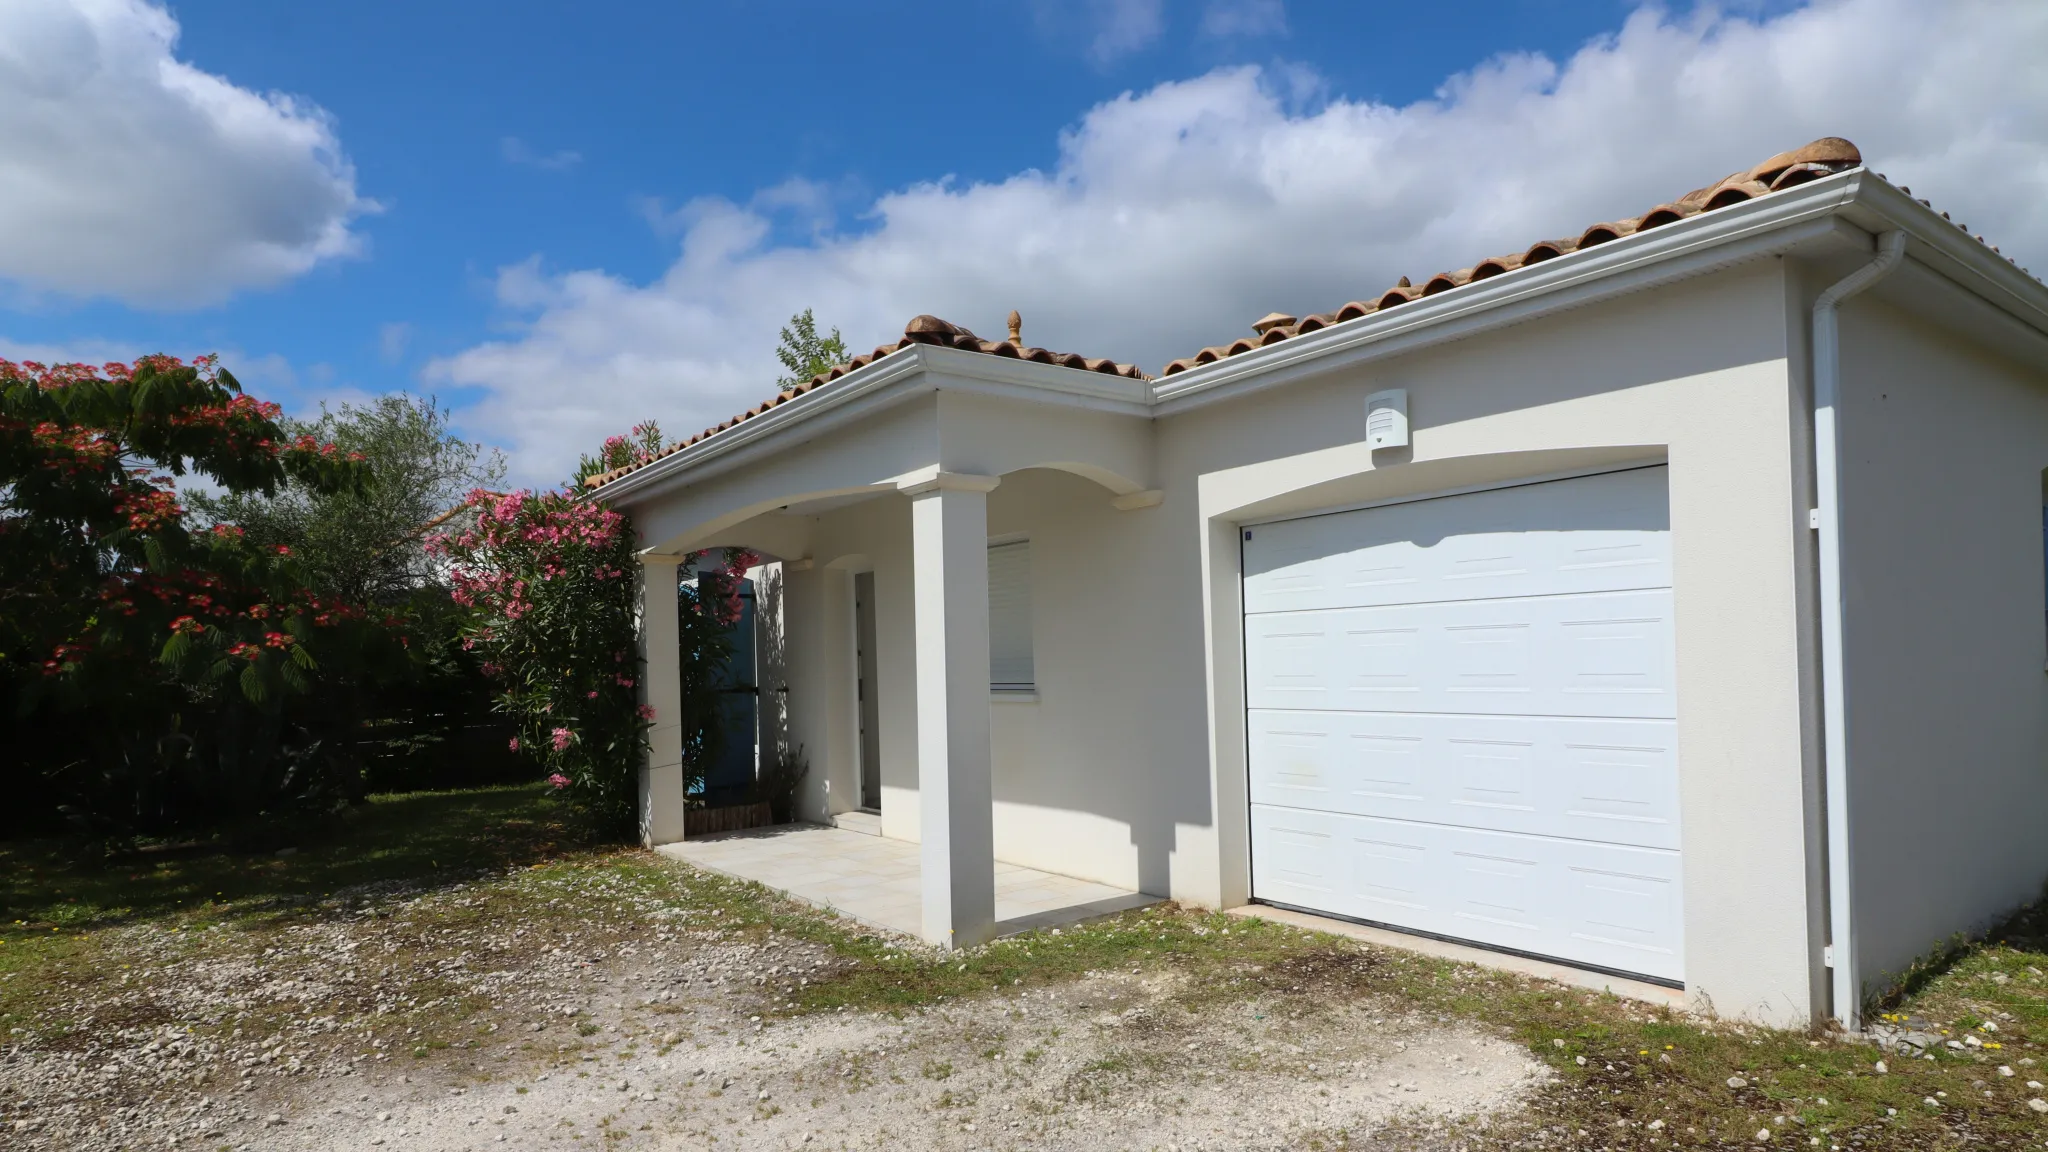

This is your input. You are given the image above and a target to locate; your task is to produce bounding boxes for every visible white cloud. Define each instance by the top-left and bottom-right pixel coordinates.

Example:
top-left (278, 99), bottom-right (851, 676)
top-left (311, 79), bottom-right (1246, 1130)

top-left (637, 177), bottom-right (843, 242)
top-left (0, 334), bottom-right (138, 367)
top-left (378, 321), bottom-right (413, 364)
top-left (0, 0), bottom-right (366, 308)
top-left (1035, 0), bottom-right (1167, 63)
top-left (1200, 0), bottom-right (1287, 39)
top-left (430, 0), bottom-right (2048, 486)
top-left (501, 136), bottom-right (582, 171)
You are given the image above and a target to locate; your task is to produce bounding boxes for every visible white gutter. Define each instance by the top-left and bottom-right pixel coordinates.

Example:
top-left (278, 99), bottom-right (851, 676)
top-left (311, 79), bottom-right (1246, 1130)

top-left (1813, 228), bottom-right (1906, 1032)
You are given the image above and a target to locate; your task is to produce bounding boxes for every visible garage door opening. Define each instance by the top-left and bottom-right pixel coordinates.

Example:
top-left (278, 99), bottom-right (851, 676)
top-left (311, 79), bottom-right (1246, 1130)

top-left (1241, 466), bottom-right (1684, 986)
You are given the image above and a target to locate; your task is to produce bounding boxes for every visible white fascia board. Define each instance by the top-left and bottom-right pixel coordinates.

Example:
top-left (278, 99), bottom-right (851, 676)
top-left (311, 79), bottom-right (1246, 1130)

top-left (1152, 171), bottom-right (2048, 416)
top-left (916, 344), bottom-right (1155, 415)
top-left (1839, 178), bottom-right (2048, 340)
top-left (599, 170), bottom-right (2048, 507)
top-left (596, 344), bottom-right (1154, 507)
top-left (1150, 174), bottom-right (1866, 416)
top-left (597, 346), bottom-right (932, 506)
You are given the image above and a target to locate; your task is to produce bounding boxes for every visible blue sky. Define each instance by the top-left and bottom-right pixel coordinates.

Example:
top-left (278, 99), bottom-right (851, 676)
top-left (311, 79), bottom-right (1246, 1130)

top-left (4, 0), bottom-right (2045, 483)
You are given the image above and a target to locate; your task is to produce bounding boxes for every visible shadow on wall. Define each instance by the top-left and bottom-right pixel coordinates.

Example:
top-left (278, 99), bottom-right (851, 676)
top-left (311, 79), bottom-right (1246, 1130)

top-left (706, 472), bottom-right (1209, 899)
top-left (982, 468), bottom-right (1202, 899)
top-left (755, 560), bottom-right (791, 772)
top-left (1239, 466), bottom-right (1671, 581)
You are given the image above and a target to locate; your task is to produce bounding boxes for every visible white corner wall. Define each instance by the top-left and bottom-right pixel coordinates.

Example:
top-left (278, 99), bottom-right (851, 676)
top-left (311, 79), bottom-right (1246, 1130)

top-left (1837, 292), bottom-right (2048, 995)
top-left (981, 468), bottom-right (1180, 894)
top-left (669, 256), bottom-right (1888, 1027)
top-left (777, 467), bottom-right (1180, 895)
top-left (1161, 260), bottom-right (1826, 1025)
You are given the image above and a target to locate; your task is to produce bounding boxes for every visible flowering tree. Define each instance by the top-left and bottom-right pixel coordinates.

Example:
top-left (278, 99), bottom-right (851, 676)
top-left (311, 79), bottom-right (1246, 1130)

top-left (186, 394), bottom-right (520, 794)
top-left (434, 422), bottom-right (759, 836)
top-left (431, 489), bottom-right (647, 832)
top-left (1, 355), bottom-right (383, 835)
top-left (573, 420), bottom-right (665, 489)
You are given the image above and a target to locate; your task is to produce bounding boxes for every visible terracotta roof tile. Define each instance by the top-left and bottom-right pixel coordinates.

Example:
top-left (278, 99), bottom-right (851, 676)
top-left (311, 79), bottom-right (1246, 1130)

top-left (584, 314), bottom-right (1144, 490)
top-left (589, 137), bottom-right (2038, 493)
top-left (1161, 137), bottom-right (1872, 377)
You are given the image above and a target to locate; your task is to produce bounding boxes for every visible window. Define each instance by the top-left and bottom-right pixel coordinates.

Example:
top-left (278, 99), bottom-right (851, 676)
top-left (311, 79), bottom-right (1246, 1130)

top-left (988, 540), bottom-right (1034, 691)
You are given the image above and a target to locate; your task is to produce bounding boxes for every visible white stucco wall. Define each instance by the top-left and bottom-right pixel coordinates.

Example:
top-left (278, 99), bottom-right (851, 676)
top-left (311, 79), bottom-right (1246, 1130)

top-left (617, 197), bottom-right (2048, 1026)
top-left (981, 468), bottom-right (1181, 893)
top-left (787, 492), bottom-right (924, 839)
top-left (695, 260), bottom-right (1829, 1023)
top-left (639, 248), bottom-right (2048, 1026)
top-left (1835, 291), bottom-right (2048, 996)
top-left (771, 466), bottom-right (1177, 894)
top-left (1153, 259), bottom-right (1824, 1024)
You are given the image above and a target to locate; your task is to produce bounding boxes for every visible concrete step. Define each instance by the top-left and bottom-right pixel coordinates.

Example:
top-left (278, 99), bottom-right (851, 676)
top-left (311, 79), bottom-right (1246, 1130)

top-left (830, 810), bottom-right (882, 837)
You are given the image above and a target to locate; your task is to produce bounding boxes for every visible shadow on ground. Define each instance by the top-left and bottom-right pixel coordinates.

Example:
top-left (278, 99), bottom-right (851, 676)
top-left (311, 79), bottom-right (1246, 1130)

top-left (0, 784), bottom-right (591, 930)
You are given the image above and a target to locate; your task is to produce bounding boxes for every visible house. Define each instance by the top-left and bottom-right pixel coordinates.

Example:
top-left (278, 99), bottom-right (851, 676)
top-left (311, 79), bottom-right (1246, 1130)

top-left (589, 138), bottom-right (2048, 1029)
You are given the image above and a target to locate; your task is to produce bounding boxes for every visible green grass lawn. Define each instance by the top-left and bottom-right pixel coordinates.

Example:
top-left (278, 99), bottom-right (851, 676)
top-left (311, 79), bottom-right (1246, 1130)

top-left (0, 784), bottom-right (587, 1042)
top-left (0, 784), bottom-right (583, 933)
top-left (4, 785), bottom-right (2047, 1150)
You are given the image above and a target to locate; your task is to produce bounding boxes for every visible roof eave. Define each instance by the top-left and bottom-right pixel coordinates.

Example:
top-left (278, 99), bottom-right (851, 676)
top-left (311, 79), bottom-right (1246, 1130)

top-left (587, 345), bottom-right (929, 507)
top-left (1152, 171), bottom-right (2048, 416)
top-left (1150, 171), bottom-right (1869, 415)
top-left (595, 168), bottom-right (2048, 505)
top-left (1840, 177), bottom-right (2048, 337)
top-left (589, 343), bottom-right (1155, 507)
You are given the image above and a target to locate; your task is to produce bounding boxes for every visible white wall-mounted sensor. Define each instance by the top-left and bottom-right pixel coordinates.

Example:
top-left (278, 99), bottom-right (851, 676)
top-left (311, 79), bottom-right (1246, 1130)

top-left (1365, 388), bottom-right (1409, 449)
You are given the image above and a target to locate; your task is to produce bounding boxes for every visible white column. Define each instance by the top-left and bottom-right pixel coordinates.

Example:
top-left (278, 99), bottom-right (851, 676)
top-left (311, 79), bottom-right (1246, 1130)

top-left (638, 552), bottom-right (688, 847)
top-left (902, 472), bottom-right (1000, 949)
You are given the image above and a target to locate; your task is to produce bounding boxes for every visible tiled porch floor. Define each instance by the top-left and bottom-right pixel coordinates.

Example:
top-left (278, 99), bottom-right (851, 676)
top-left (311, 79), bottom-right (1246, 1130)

top-left (655, 823), bottom-right (1157, 939)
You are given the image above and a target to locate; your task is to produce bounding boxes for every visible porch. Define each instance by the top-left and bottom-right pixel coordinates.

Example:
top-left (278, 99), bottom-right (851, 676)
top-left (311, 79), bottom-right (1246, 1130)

top-left (610, 329), bottom-right (1171, 951)
top-left (656, 823), bottom-right (1157, 939)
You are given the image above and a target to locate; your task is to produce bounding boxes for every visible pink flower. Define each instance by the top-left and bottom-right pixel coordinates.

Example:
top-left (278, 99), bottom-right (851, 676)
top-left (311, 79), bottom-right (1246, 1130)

top-left (548, 773), bottom-right (572, 789)
top-left (508, 736), bottom-right (520, 752)
top-left (636, 704), bottom-right (656, 721)
top-left (551, 726), bottom-right (572, 751)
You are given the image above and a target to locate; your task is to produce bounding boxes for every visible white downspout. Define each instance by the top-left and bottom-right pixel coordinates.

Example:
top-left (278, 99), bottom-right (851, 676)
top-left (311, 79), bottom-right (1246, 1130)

top-left (1814, 228), bottom-right (1906, 1031)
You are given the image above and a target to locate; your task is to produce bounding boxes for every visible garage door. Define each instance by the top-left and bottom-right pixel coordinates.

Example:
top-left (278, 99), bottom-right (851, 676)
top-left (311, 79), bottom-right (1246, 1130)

top-left (1243, 467), bottom-right (1683, 984)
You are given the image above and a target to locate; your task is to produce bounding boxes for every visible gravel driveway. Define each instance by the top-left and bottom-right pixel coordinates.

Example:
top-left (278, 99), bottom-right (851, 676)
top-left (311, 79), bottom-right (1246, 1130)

top-left (2, 858), bottom-right (1549, 1151)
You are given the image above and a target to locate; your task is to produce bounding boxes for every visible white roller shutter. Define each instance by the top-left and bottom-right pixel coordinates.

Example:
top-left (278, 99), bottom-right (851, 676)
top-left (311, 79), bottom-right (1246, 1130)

top-left (988, 541), bottom-right (1035, 690)
top-left (1243, 467), bottom-right (1684, 983)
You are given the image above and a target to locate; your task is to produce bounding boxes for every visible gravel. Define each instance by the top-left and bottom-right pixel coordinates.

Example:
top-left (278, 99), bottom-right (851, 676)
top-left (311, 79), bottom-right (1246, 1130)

top-left (1, 861), bottom-right (1548, 1150)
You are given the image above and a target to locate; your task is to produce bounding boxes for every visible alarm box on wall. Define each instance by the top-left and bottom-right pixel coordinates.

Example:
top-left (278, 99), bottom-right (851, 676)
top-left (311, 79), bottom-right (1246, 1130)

top-left (1365, 388), bottom-right (1409, 449)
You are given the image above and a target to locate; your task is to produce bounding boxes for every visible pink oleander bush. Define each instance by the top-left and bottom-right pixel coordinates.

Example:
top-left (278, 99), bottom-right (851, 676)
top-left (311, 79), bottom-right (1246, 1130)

top-left (431, 488), bottom-right (646, 833)
top-left (432, 422), bottom-right (761, 836)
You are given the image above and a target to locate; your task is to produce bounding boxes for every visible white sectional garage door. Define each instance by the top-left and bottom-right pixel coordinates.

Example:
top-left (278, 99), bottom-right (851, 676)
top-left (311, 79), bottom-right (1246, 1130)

top-left (1243, 467), bottom-right (1684, 984)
